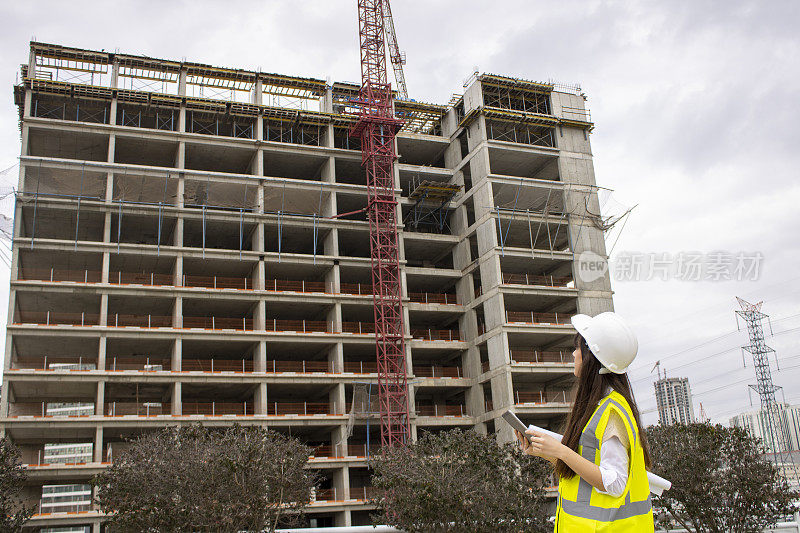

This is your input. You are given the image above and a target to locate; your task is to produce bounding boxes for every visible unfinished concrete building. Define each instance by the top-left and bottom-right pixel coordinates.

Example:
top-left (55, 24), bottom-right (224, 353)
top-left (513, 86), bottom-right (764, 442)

top-left (2, 41), bottom-right (612, 531)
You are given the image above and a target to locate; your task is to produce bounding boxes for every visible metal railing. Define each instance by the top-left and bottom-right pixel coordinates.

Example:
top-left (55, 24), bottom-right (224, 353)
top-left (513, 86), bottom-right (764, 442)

top-left (183, 316), bottom-right (255, 330)
top-left (408, 292), bottom-right (459, 305)
top-left (105, 402), bottom-right (164, 416)
top-left (514, 390), bottom-right (573, 405)
top-left (505, 311), bottom-right (570, 325)
top-left (410, 328), bottom-right (461, 341)
top-left (9, 401), bottom-right (344, 418)
top-left (18, 269), bottom-right (459, 304)
top-left (262, 360), bottom-right (333, 373)
top-left (9, 403), bottom-right (94, 418)
top-left (107, 357), bottom-right (170, 371)
top-left (20, 268), bottom-right (103, 284)
top-left (416, 404), bottom-right (466, 417)
top-left (185, 274), bottom-right (250, 290)
top-left (414, 365), bottom-right (461, 378)
top-left (509, 350), bottom-right (574, 364)
top-left (10, 357), bottom-right (97, 371)
top-left (182, 402), bottom-right (253, 416)
top-left (266, 279), bottom-right (328, 293)
top-left (14, 311), bottom-right (100, 327)
top-left (343, 361), bottom-right (378, 373)
top-left (263, 402), bottom-right (335, 416)
top-left (339, 282), bottom-right (373, 295)
top-left (502, 273), bottom-right (571, 288)
top-left (310, 443), bottom-right (380, 458)
top-left (349, 487), bottom-right (382, 501)
top-left (13, 312), bottom-right (463, 340)
top-left (181, 359), bottom-right (254, 372)
top-left (341, 322), bottom-right (375, 334)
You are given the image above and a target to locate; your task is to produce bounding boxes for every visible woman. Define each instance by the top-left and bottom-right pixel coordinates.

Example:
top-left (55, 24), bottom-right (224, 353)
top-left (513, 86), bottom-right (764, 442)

top-left (515, 312), bottom-right (654, 532)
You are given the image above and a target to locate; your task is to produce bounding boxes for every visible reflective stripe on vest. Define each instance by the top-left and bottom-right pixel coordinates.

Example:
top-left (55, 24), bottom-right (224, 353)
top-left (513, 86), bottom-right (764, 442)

top-left (559, 392), bottom-right (652, 523)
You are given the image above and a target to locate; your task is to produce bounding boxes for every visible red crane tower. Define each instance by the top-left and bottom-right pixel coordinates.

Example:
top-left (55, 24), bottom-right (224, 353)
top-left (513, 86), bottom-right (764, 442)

top-left (351, 0), bottom-right (410, 448)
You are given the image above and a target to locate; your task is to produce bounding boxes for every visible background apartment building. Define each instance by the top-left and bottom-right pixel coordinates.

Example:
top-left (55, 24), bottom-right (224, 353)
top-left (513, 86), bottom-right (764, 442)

top-left (654, 376), bottom-right (695, 426)
top-left (731, 403), bottom-right (800, 454)
top-left (1, 42), bottom-right (609, 531)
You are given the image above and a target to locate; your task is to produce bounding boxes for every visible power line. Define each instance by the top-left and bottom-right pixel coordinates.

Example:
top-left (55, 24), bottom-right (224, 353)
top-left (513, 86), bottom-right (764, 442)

top-left (628, 274), bottom-right (800, 348)
top-left (630, 320), bottom-right (800, 382)
top-left (637, 354), bottom-right (800, 414)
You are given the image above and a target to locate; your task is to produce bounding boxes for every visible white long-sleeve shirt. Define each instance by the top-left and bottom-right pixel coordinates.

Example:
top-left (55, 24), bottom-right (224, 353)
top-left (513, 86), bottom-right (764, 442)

top-left (596, 409), bottom-right (630, 497)
top-left (591, 385), bottom-right (631, 497)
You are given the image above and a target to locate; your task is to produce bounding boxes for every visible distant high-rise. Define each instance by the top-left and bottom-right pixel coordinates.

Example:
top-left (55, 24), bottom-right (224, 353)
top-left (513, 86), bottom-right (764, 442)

top-left (654, 377), bottom-right (695, 425)
top-left (731, 403), bottom-right (800, 453)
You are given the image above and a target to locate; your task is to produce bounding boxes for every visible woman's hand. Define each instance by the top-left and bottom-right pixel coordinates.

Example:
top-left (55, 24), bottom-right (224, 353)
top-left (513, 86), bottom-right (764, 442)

top-left (515, 429), bottom-right (560, 464)
top-left (514, 429), bottom-right (535, 455)
top-left (524, 429), bottom-right (565, 461)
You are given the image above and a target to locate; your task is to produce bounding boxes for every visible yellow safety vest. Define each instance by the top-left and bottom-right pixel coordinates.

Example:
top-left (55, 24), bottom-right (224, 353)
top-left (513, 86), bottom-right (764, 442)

top-left (555, 390), bottom-right (654, 532)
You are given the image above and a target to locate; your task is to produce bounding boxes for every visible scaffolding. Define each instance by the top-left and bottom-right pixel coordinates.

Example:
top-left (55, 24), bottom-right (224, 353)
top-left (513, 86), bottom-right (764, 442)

top-left (403, 178), bottom-right (460, 233)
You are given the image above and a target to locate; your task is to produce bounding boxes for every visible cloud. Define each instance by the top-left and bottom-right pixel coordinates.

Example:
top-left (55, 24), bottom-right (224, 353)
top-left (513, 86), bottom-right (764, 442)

top-left (0, 0), bottom-right (798, 427)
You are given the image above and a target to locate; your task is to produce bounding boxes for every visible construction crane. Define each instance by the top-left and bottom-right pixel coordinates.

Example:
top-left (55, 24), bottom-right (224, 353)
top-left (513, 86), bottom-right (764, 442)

top-left (651, 360), bottom-right (663, 380)
top-left (381, 0), bottom-right (408, 100)
top-left (352, 0), bottom-right (411, 448)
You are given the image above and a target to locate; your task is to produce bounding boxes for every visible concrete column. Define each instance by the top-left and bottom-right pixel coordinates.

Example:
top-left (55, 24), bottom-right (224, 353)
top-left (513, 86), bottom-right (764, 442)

top-left (329, 383), bottom-right (345, 416)
top-left (254, 340), bottom-right (267, 373)
top-left (178, 68), bottom-right (187, 133)
top-left (322, 156), bottom-right (335, 183)
top-left (173, 296), bottom-right (182, 329)
top-left (253, 260), bottom-right (265, 291)
top-left (334, 509), bottom-right (352, 528)
top-left (488, 331), bottom-right (515, 444)
top-left (0, 378), bottom-right (9, 418)
top-left (95, 381), bottom-right (105, 416)
top-left (107, 133), bottom-right (115, 163)
top-left (23, 91), bottom-right (32, 119)
top-left (323, 86), bottom-right (333, 114)
top-left (97, 336), bottom-right (107, 372)
top-left (326, 264), bottom-right (340, 294)
top-left (329, 302), bottom-right (342, 334)
top-left (3, 298), bottom-right (15, 373)
top-left (101, 252), bottom-right (110, 284)
top-left (328, 342), bottom-right (344, 375)
top-left (253, 219), bottom-right (265, 253)
top-left (174, 254), bottom-right (183, 287)
top-left (255, 113), bottom-right (264, 142)
top-left (253, 78), bottom-right (263, 106)
top-left (171, 338), bottom-right (182, 372)
top-left (254, 299), bottom-right (265, 330)
top-left (93, 426), bottom-right (104, 463)
top-left (324, 228), bottom-right (339, 257)
top-left (332, 465), bottom-right (350, 502)
top-left (109, 97), bottom-right (118, 127)
top-left (99, 293), bottom-right (108, 327)
top-left (178, 106), bottom-right (186, 133)
top-left (174, 175), bottom-right (184, 254)
top-left (255, 383), bottom-right (267, 415)
top-left (178, 68), bottom-right (187, 97)
top-left (331, 420), bottom-right (347, 456)
top-left (27, 48), bottom-right (36, 80)
top-left (171, 382), bottom-right (182, 415)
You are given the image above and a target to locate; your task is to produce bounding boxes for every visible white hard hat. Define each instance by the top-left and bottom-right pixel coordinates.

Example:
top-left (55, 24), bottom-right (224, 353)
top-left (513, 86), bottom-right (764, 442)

top-left (570, 312), bottom-right (638, 374)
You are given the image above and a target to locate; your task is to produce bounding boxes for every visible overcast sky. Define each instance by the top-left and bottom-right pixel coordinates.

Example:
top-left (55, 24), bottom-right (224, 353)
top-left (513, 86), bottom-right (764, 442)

top-left (0, 0), bottom-right (798, 426)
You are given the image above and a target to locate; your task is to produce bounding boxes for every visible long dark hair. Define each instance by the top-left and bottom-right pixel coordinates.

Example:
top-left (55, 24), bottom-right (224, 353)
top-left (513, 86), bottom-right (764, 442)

top-left (554, 333), bottom-right (651, 479)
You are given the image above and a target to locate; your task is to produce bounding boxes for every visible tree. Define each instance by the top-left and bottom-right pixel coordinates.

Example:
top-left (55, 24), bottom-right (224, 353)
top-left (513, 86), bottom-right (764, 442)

top-left (95, 424), bottom-right (317, 532)
top-left (0, 437), bottom-right (33, 532)
top-left (370, 428), bottom-right (551, 533)
top-left (647, 422), bottom-right (798, 533)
